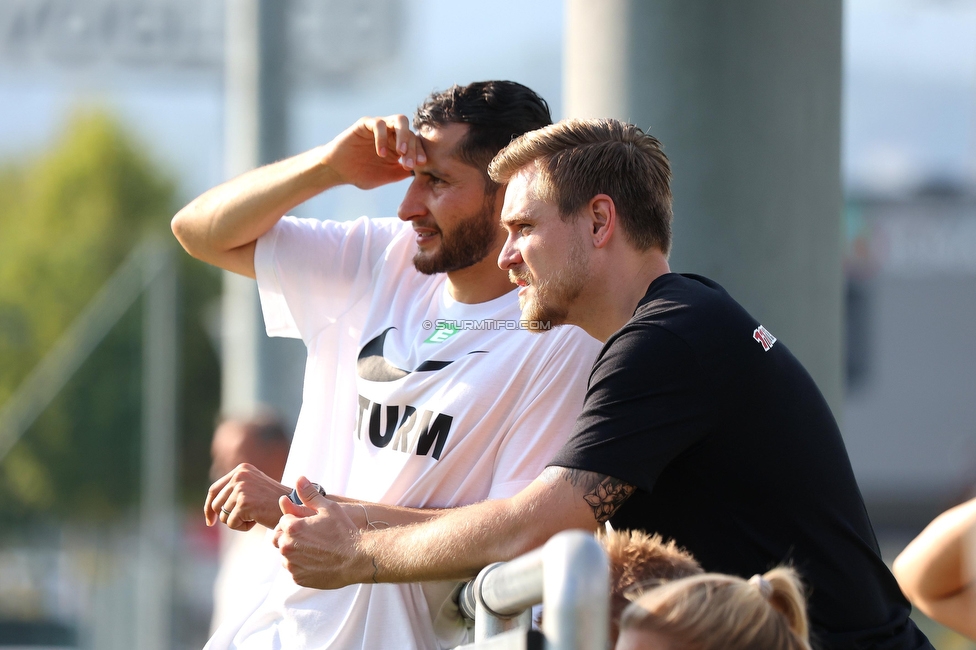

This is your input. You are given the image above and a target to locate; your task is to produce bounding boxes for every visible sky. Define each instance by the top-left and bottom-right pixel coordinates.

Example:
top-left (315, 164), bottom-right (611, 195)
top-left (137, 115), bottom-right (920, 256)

top-left (0, 0), bottom-right (565, 219)
top-left (843, 0), bottom-right (976, 195)
top-left (2, 0), bottom-right (975, 206)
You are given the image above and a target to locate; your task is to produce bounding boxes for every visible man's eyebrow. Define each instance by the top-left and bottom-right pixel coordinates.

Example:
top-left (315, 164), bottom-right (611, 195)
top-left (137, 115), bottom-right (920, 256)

top-left (501, 212), bottom-right (533, 227)
top-left (414, 166), bottom-right (450, 180)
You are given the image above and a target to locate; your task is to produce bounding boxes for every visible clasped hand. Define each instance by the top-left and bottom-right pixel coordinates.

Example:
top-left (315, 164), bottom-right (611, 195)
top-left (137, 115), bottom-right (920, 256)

top-left (272, 475), bottom-right (371, 590)
top-left (205, 463), bottom-right (290, 531)
top-left (206, 466), bottom-right (373, 589)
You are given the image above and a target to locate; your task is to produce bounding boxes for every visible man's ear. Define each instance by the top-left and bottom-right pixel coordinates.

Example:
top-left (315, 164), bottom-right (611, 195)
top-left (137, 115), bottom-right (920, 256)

top-left (588, 194), bottom-right (616, 249)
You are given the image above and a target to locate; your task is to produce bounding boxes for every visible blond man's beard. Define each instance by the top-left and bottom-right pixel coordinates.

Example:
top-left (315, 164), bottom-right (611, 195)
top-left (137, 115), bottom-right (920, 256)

top-left (509, 234), bottom-right (588, 330)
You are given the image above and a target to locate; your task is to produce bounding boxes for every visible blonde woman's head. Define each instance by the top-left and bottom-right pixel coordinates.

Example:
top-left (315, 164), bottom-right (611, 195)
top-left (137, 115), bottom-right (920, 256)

top-left (616, 567), bottom-right (811, 650)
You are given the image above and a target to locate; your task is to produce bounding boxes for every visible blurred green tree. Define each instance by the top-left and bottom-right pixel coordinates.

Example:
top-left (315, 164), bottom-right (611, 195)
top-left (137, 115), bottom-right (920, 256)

top-left (0, 110), bottom-right (221, 525)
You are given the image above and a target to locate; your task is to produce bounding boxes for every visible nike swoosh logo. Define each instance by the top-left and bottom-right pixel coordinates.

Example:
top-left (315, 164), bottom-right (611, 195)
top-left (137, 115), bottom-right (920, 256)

top-left (357, 327), bottom-right (486, 382)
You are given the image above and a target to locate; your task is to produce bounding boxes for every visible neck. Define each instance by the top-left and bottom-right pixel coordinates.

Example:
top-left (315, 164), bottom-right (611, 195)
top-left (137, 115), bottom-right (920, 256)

top-left (445, 247), bottom-right (515, 304)
top-left (572, 251), bottom-right (670, 342)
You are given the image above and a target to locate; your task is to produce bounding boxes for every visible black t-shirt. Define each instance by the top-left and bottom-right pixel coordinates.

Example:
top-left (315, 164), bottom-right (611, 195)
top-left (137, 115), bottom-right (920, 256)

top-left (549, 274), bottom-right (931, 650)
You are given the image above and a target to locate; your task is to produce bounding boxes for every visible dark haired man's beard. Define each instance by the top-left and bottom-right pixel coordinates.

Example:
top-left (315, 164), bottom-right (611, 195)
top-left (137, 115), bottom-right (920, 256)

top-left (412, 200), bottom-right (498, 275)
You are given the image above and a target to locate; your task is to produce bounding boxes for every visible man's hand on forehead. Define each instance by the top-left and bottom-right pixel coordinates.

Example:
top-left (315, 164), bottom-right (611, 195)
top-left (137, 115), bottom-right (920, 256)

top-left (361, 115), bottom-right (427, 170)
top-left (324, 115), bottom-right (428, 190)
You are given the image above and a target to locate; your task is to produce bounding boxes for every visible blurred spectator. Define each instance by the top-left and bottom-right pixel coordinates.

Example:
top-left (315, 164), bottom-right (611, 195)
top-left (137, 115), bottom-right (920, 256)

top-left (893, 496), bottom-right (976, 641)
top-left (209, 415), bottom-right (290, 483)
top-left (208, 415), bottom-right (290, 634)
top-left (615, 567), bottom-right (811, 650)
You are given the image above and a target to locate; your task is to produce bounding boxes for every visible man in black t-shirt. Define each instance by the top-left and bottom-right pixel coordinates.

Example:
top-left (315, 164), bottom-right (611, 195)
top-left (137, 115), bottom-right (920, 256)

top-left (548, 271), bottom-right (924, 649)
top-left (271, 118), bottom-right (933, 650)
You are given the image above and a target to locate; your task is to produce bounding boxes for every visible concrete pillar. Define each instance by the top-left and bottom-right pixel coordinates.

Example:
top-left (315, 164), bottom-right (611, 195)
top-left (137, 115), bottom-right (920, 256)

top-left (565, 0), bottom-right (844, 414)
top-left (223, 0), bottom-right (304, 427)
top-left (135, 245), bottom-right (179, 650)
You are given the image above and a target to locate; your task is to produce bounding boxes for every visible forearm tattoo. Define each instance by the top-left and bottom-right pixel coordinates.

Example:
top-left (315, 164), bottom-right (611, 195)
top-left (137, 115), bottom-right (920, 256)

top-left (564, 468), bottom-right (636, 524)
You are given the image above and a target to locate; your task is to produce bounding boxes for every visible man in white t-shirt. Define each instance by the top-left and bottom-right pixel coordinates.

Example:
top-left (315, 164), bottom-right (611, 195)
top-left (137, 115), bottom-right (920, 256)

top-left (171, 81), bottom-right (600, 650)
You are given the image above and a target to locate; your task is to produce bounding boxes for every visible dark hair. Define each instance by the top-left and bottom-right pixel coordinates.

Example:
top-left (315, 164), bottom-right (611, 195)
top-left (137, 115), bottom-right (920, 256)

top-left (414, 80), bottom-right (552, 192)
top-left (248, 415), bottom-right (290, 446)
top-left (215, 412), bottom-right (290, 446)
top-left (489, 118), bottom-right (673, 255)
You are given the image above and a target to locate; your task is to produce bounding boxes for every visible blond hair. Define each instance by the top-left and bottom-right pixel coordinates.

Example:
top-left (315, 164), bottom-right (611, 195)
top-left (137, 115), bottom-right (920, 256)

top-left (619, 567), bottom-right (812, 650)
top-left (488, 118), bottom-right (672, 254)
top-left (598, 529), bottom-right (702, 645)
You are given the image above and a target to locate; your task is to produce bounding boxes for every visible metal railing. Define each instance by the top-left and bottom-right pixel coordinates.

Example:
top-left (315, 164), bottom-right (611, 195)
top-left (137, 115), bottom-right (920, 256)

top-left (454, 530), bottom-right (609, 650)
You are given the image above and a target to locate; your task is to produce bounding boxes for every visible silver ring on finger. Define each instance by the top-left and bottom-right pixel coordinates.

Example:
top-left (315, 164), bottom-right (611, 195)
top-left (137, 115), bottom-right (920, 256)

top-left (221, 507), bottom-right (232, 516)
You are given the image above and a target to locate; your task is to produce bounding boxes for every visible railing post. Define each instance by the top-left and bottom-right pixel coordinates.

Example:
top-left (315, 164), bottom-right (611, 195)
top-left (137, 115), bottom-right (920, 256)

top-left (542, 531), bottom-right (609, 650)
top-left (456, 530), bottom-right (609, 650)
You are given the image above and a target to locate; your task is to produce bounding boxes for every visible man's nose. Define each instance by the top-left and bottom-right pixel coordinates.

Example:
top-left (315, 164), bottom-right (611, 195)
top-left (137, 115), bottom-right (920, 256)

top-left (497, 233), bottom-right (523, 271)
top-left (397, 179), bottom-right (427, 222)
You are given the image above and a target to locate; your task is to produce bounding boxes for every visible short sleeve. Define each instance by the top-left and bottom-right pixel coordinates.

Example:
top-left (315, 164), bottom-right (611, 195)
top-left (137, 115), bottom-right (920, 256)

top-left (254, 216), bottom-right (406, 342)
top-left (547, 324), bottom-right (711, 494)
top-left (486, 327), bottom-right (602, 499)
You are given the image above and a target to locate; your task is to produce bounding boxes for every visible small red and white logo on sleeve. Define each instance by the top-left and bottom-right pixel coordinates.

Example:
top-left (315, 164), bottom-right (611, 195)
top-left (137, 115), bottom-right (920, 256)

top-left (753, 325), bottom-right (777, 352)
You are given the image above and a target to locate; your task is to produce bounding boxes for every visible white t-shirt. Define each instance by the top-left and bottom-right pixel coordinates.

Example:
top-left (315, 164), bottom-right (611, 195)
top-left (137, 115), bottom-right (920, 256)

top-left (211, 526), bottom-right (276, 635)
top-left (206, 216), bottom-right (600, 650)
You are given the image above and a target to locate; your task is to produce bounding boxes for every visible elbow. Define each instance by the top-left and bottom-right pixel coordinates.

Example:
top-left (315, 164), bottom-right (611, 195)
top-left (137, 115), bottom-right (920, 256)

top-left (891, 553), bottom-right (917, 600)
top-left (171, 207), bottom-right (188, 244)
top-left (171, 205), bottom-right (204, 259)
top-left (892, 547), bottom-right (941, 606)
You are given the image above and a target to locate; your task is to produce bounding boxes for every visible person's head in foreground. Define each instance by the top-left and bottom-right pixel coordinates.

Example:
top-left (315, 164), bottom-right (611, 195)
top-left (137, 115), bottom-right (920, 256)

top-left (598, 529), bottom-right (703, 645)
top-left (615, 567), bottom-right (812, 650)
top-left (402, 80), bottom-right (552, 275)
top-left (490, 118), bottom-right (671, 331)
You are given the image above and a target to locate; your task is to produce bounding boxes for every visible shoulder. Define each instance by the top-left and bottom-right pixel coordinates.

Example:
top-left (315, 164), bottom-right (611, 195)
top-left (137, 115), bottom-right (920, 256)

top-left (588, 277), bottom-right (728, 388)
top-left (593, 321), bottom-right (700, 390)
top-left (540, 323), bottom-right (603, 352)
top-left (268, 216), bottom-right (418, 281)
top-left (634, 274), bottom-right (738, 324)
top-left (602, 274), bottom-right (723, 363)
top-left (518, 324), bottom-right (603, 370)
top-left (268, 215), bottom-right (410, 243)
top-left (621, 273), bottom-right (758, 359)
